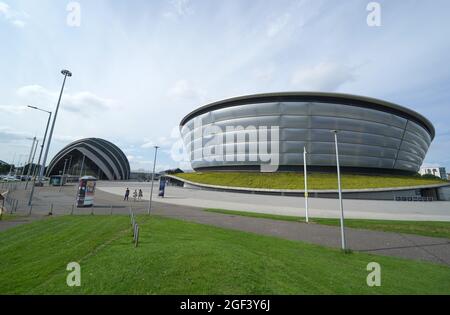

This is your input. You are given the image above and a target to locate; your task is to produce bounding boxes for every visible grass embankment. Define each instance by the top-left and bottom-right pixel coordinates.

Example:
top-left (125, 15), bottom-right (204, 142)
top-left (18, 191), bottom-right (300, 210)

top-left (176, 172), bottom-right (445, 190)
top-left (205, 209), bottom-right (450, 239)
top-left (0, 215), bottom-right (449, 294)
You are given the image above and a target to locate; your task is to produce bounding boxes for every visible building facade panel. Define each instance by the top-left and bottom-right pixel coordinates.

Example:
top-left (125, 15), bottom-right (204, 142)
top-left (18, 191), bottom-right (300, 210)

top-left (180, 92), bottom-right (434, 173)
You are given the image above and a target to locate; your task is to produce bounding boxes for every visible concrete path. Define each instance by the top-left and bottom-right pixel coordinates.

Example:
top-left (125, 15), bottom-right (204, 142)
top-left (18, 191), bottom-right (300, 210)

top-left (2, 183), bottom-right (450, 266)
top-left (98, 181), bottom-right (450, 221)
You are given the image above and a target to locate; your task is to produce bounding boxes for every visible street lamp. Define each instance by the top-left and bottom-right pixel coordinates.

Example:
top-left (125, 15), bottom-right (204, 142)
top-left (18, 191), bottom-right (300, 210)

top-left (331, 130), bottom-right (346, 251)
top-left (147, 146), bottom-right (159, 215)
top-left (40, 69), bottom-right (72, 183)
top-left (27, 106), bottom-right (52, 185)
top-left (27, 106), bottom-right (52, 206)
top-left (25, 138), bottom-right (39, 190)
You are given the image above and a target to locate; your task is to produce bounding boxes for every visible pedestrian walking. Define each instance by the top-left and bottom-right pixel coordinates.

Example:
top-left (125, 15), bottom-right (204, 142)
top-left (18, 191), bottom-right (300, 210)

top-left (138, 189), bottom-right (143, 200)
top-left (124, 188), bottom-right (130, 201)
top-left (133, 189), bottom-right (138, 202)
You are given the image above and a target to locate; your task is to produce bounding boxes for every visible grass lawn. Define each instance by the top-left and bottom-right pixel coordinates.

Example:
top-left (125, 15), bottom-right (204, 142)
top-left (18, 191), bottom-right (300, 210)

top-left (175, 172), bottom-right (446, 190)
top-left (0, 215), bottom-right (449, 294)
top-left (205, 208), bottom-right (450, 239)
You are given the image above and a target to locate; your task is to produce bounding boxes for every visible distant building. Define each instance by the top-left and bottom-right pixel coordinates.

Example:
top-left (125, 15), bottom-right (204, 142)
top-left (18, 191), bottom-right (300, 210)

top-left (162, 168), bottom-right (184, 175)
top-left (47, 138), bottom-right (130, 180)
top-left (0, 160), bottom-right (9, 165)
top-left (419, 166), bottom-right (448, 180)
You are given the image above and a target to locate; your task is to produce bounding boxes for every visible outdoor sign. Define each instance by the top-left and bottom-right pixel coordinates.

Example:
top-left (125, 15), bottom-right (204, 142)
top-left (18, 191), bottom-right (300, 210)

top-left (158, 178), bottom-right (166, 197)
top-left (76, 176), bottom-right (97, 207)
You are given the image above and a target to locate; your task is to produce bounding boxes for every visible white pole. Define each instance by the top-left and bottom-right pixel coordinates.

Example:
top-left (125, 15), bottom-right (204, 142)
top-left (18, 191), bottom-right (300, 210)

top-left (147, 146), bottom-right (159, 215)
top-left (303, 146), bottom-right (309, 223)
top-left (37, 110), bottom-right (52, 184)
top-left (25, 139), bottom-right (39, 190)
top-left (333, 131), bottom-right (346, 250)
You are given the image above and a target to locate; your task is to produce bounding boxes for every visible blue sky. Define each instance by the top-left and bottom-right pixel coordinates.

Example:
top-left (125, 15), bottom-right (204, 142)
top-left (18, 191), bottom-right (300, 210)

top-left (1, 0), bottom-right (449, 172)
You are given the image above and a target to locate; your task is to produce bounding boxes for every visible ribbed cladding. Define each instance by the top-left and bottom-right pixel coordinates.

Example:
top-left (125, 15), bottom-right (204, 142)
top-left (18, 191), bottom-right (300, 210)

top-left (47, 138), bottom-right (130, 180)
top-left (47, 142), bottom-right (118, 180)
top-left (95, 138), bottom-right (130, 179)
top-left (85, 139), bottom-right (123, 179)
top-left (180, 100), bottom-right (432, 173)
top-left (180, 92), bottom-right (435, 140)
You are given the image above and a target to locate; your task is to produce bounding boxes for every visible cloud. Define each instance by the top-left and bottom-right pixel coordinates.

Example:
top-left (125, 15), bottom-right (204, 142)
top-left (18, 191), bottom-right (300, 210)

top-left (0, 126), bottom-right (31, 142)
top-left (267, 13), bottom-right (291, 38)
top-left (291, 62), bottom-right (356, 91)
top-left (254, 65), bottom-right (275, 82)
top-left (163, 0), bottom-right (193, 19)
top-left (16, 85), bottom-right (115, 115)
top-left (167, 80), bottom-right (205, 101)
top-left (0, 1), bottom-right (28, 28)
top-left (141, 135), bottom-right (174, 149)
top-left (0, 105), bottom-right (27, 114)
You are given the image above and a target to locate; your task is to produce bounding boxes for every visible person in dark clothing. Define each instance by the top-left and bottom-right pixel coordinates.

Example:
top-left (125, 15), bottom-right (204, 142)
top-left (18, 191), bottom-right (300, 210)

top-left (124, 188), bottom-right (130, 201)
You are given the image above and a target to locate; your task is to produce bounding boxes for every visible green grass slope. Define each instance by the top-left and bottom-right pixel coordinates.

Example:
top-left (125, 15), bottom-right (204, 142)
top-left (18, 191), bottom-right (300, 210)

top-left (0, 216), bottom-right (449, 294)
top-left (176, 172), bottom-right (445, 190)
top-left (205, 208), bottom-right (450, 239)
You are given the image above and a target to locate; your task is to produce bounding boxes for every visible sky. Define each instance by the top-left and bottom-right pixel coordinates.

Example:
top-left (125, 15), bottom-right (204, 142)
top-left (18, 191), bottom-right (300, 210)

top-left (0, 0), bottom-right (449, 172)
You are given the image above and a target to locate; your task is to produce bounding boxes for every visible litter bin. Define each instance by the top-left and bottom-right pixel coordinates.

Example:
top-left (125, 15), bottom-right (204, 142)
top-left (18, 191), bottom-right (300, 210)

top-left (76, 176), bottom-right (97, 207)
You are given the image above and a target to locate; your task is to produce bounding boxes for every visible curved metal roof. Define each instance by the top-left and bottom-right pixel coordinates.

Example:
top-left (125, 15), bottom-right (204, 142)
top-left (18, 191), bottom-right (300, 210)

top-left (47, 138), bottom-right (130, 180)
top-left (180, 92), bottom-right (435, 139)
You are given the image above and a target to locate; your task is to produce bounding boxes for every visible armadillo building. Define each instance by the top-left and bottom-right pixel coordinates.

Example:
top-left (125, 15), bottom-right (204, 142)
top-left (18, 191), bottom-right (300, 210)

top-left (180, 92), bottom-right (435, 174)
top-left (47, 138), bottom-right (130, 180)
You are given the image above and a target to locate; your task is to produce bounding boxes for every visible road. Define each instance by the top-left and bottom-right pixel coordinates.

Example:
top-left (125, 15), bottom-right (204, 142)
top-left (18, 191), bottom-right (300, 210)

top-left (97, 181), bottom-right (450, 221)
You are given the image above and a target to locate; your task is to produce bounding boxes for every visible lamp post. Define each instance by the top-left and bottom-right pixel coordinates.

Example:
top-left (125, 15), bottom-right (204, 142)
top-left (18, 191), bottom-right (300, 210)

top-left (28, 106), bottom-right (52, 185)
top-left (25, 138), bottom-right (39, 190)
top-left (147, 146), bottom-right (159, 215)
top-left (331, 130), bottom-right (346, 251)
top-left (303, 146), bottom-right (309, 223)
top-left (27, 107), bottom-right (52, 206)
top-left (40, 69), bottom-right (72, 183)
top-left (25, 137), bottom-right (37, 174)
top-left (9, 153), bottom-right (16, 175)
top-left (59, 159), bottom-right (68, 192)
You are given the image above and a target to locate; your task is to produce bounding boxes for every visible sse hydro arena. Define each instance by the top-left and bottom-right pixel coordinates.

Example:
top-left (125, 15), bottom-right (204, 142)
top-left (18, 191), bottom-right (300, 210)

top-left (180, 92), bottom-right (435, 174)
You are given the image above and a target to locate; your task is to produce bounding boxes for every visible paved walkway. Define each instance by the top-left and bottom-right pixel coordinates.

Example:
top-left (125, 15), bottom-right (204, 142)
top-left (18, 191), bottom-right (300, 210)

top-left (98, 182), bottom-right (450, 221)
top-left (2, 183), bottom-right (450, 266)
